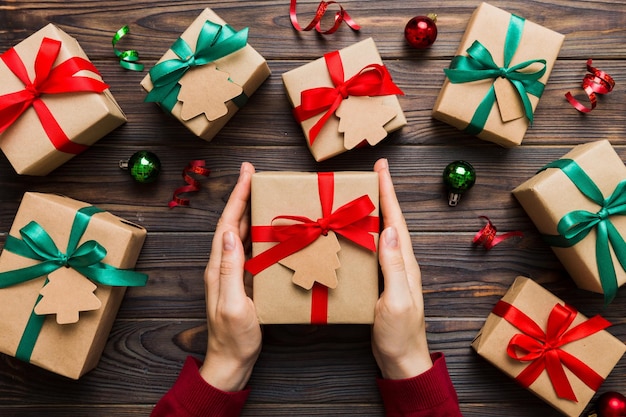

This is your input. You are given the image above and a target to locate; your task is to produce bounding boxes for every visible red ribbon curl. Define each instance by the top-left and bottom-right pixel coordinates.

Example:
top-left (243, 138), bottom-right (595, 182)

top-left (565, 59), bottom-right (615, 113)
top-left (473, 216), bottom-right (523, 250)
top-left (244, 172), bottom-right (379, 324)
top-left (293, 50), bottom-right (403, 145)
top-left (492, 300), bottom-right (611, 402)
top-left (168, 160), bottom-right (211, 208)
top-left (0, 37), bottom-right (110, 154)
top-left (289, 0), bottom-right (361, 34)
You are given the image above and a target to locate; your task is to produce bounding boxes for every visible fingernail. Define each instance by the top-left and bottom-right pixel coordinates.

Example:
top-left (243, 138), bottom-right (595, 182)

top-left (383, 226), bottom-right (398, 248)
top-left (223, 231), bottom-right (236, 251)
top-left (379, 158), bottom-right (388, 169)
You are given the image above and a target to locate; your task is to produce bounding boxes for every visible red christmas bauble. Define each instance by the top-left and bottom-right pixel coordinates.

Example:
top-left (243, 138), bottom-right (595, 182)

top-left (596, 392), bottom-right (626, 417)
top-left (404, 14), bottom-right (438, 49)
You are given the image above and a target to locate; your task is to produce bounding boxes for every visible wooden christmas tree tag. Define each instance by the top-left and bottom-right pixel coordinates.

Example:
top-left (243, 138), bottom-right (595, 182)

top-left (336, 96), bottom-right (397, 149)
top-left (279, 231), bottom-right (341, 290)
top-left (493, 77), bottom-right (525, 122)
top-left (33, 268), bottom-right (102, 325)
top-left (178, 64), bottom-right (244, 122)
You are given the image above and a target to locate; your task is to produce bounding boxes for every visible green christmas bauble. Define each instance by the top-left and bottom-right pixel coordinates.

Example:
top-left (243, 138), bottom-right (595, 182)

top-left (443, 160), bottom-right (475, 206)
top-left (125, 151), bottom-right (161, 183)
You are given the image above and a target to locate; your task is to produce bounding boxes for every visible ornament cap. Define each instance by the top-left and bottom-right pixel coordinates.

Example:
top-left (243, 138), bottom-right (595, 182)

top-left (448, 192), bottom-right (461, 206)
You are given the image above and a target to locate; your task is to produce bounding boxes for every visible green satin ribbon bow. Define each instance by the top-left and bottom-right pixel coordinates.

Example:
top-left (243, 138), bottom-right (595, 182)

top-left (444, 14), bottom-right (547, 135)
top-left (0, 205), bottom-right (148, 361)
top-left (145, 20), bottom-right (249, 112)
top-left (539, 159), bottom-right (626, 305)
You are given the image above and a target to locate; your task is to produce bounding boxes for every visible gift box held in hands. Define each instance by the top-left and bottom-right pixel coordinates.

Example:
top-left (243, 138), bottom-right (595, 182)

top-left (472, 276), bottom-right (625, 417)
top-left (513, 140), bottom-right (626, 304)
top-left (0, 192), bottom-right (147, 379)
top-left (432, 2), bottom-right (564, 147)
top-left (141, 8), bottom-right (271, 142)
top-left (282, 38), bottom-right (406, 162)
top-left (0, 24), bottom-right (127, 175)
top-left (244, 172), bottom-right (379, 324)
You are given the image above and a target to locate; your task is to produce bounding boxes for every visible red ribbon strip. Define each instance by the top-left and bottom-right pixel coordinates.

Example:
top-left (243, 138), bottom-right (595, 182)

top-left (293, 50), bottom-right (403, 145)
top-left (168, 160), bottom-right (211, 208)
top-left (0, 37), bottom-right (110, 154)
top-left (244, 172), bottom-right (379, 324)
top-left (565, 59), bottom-right (615, 113)
top-left (289, 0), bottom-right (361, 34)
top-left (473, 216), bottom-right (523, 250)
top-left (492, 300), bottom-right (610, 402)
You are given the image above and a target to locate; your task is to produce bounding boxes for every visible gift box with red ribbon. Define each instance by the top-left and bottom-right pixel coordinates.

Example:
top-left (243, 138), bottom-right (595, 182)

top-left (0, 24), bottom-right (127, 176)
top-left (141, 8), bottom-right (271, 142)
top-left (472, 276), bottom-right (625, 417)
top-left (244, 171), bottom-right (379, 324)
top-left (432, 2), bottom-right (565, 147)
top-left (513, 140), bottom-right (626, 305)
top-left (0, 192), bottom-right (148, 379)
top-left (282, 38), bottom-right (406, 162)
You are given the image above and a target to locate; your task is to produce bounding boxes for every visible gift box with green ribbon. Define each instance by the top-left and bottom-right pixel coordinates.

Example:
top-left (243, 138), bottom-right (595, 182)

top-left (0, 192), bottom-right (147, 379)
top-left (282, 38), bottom-right (406, 162)
top-left (0, 24), bottom-right (127, 176)
top-left (244, 171), bottom-right (379, 324)
top-left (513, 140), bottom-right (626, 305)
top-left (141, 8), bottom-right (271, 142)
top-left (432, 2), bottom-right (564, 147)
top-left (472, 276), bottom-right (625, 417)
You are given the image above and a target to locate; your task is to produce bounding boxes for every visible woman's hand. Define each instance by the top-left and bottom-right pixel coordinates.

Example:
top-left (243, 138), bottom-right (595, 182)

top-left (200, 162), bottom-right (262, 392)
top-left (372, 158), bottom-right (433, 380)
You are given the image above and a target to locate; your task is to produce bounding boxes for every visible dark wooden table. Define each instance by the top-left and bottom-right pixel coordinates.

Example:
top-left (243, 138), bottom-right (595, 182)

top-left (1, 1), bottom-right (625, 416)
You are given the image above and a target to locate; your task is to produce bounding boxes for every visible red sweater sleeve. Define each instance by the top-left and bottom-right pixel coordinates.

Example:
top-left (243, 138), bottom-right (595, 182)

top-left (376, 352), bottom-right (463, 417)
top-left (150, 356), bottom-right (250, 417)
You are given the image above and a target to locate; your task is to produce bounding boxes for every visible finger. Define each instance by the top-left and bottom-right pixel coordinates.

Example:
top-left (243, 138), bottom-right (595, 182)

top-left (218, 230), bottom-right (248, 307)
top-left (378, 226), bottom-right (412, 303)
top-left (219, 162), bottom-right (255, 228)
top-left (374, 159), bottom-right (413, 262)
top-left (207, 162), bottom-right (255, 308)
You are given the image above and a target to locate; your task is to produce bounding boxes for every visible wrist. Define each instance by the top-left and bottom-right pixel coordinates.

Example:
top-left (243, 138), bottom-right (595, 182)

top-left (379, 350), bottom-right (433, 380)
top-left (199, 355), bottom-right (255, 392)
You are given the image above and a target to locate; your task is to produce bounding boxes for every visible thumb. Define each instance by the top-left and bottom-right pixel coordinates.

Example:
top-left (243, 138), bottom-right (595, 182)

top-left (379, 226), bottom-right (411, 300)
top-left (218, 230), bottom-right (247, 304)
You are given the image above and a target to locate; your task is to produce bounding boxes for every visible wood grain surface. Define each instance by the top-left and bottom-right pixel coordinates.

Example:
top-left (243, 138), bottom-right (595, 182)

top-left (1, 1), bottom-right (625, 415)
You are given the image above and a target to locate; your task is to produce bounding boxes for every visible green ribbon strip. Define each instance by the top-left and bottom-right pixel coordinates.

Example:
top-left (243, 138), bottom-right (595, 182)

top-left (145, 20), bottom-right (249, 112)
top-left (443, 14), bottom-right (547, 135)
top-left (0, 205), bottom-right (148, 361)
top-left (539, 159), bottom-right (626, 305)
top-left (112, 25), bottom-right (145, 71)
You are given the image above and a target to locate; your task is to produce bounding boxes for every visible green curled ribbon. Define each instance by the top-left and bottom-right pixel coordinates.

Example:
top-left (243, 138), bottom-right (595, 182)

top-left (145, 20), bottom-right (249, 112)
top-left (0, 205), bottom-right (148, 361)
top-left (539, 159), bottom-right (626, 305)
top-left (112, 25), bottom-right (145, 71)
top-left (444, 14), bottom-right (547, 135)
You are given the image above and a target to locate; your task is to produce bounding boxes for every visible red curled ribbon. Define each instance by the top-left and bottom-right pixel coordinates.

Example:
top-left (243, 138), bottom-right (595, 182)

top-left (244, 172), bottom-right (379, 324)
top-left (168, 160), bottom-right (211, 208)
top-left (565, 59), bottom-right (615, 113)
top-left (293, 50), bottom-right (403, 145)
top-left (473, 216), bottom-right (523, 250)
top-left (289, 0), bottom-right (361, 34)
top-left (0, 37), bottom-right (110, 154)
top-left (492, 300), bottom-right (610, 402)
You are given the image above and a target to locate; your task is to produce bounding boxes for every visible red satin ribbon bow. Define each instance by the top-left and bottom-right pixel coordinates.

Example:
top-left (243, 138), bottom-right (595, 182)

top-left (245, 172), bottom-right (379, 275)
top-left (293, 50), bottom-right (403, 145)
top-left (493, 300), bottom-right (610, 402)
top-left (0, 37), bottom-right (110, 154)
